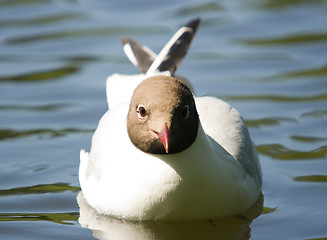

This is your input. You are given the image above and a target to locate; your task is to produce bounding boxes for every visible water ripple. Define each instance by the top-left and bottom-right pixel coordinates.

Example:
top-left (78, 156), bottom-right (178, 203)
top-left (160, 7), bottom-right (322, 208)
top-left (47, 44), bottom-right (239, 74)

top-left (245, 117), bottom-right (297, 128)
top-left (260, 0), bottom-right (327, 9)
top-left (266, 63), bottom-right (327, 81)
top-left (0, 55), bottom-right (110, 64)
top-left (0, 103), bottom-right (70, 112)
top-left (0, 128), bottom-right (93, 141)
top-left (224, 94), bottom-right (327, 102)
top-left (5, 26), bottom-right (169, 45)
top-left (0, 212), bottom-right (78, 225)
top-left (0, 65), bottom-right (79, 83)
top-left (291, 135), bottom-right (327, 143)
top-left (301, 109), bottom-right (327, 118)
top-left (172, 2), bottom-right (222, 16)
top-left (0, 183), bottom-right (80, 196)
top-left (0, 0), bottom-right (50, 7)
top-left (293, 175), bottom-right (327, 183)
top-left (243, 33), bottom-right (327, 46)
top-left (0, 13), bottom-right (87, 28)
top-left (257, 144), bottom-right (327, 160)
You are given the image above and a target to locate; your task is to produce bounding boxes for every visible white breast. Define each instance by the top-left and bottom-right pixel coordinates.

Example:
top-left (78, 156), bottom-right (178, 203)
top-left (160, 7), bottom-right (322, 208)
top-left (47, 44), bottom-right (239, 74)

top-left (79, 94), bottom-right (261, 220)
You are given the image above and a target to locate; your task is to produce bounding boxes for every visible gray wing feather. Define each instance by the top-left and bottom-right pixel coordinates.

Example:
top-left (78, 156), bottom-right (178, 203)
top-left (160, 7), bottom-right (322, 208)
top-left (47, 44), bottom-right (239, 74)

top-left (121, 18), bottom-right (200, 75)
top-left (121, 38), bottom-right (157, 74)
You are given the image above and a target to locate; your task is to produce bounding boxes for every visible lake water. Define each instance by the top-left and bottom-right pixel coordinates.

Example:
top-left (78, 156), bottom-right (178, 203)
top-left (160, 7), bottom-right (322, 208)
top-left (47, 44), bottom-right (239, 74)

top-left (1, 0), bottom-right (327, 239)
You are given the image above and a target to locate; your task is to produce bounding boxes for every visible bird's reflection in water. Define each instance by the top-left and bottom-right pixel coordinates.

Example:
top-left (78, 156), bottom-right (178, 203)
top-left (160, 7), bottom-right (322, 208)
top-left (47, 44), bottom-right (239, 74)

top-left (77, 192), bottom-right (263, 240)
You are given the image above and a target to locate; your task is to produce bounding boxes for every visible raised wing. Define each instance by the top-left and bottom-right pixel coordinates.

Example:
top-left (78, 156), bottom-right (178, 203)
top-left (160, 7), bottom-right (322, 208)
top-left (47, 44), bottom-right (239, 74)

top-left (107, 18), bottom-right (200, 109)
top-left (121, 38), bottom-right (157, 74)
top-left (146, 18), bottom-right (200, 75)
top-left (121, 18), bottom-right (200, 75)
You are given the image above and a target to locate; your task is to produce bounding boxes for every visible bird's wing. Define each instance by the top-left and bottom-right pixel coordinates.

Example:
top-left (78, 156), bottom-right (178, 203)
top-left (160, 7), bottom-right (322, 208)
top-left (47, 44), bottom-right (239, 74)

top-left (120, 18), bottom-right (200, 76)
top-left (195, 96), bottom-right (262, 183)
top-left (106, 18), bottom-right (200, 109)
top-left (146, 18), bottom-right (200, 75)
top-left (121, 38), bottom-right (157, 74)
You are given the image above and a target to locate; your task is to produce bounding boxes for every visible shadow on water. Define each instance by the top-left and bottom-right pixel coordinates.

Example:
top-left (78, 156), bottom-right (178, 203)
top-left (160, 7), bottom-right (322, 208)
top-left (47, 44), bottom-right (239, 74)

top-left (77, 192), bottom-right (264, 240)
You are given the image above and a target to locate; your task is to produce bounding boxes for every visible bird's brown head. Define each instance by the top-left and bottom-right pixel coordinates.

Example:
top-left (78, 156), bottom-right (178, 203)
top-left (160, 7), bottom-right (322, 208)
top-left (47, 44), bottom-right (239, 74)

top-left (127, 75), bottom-right (199, 154)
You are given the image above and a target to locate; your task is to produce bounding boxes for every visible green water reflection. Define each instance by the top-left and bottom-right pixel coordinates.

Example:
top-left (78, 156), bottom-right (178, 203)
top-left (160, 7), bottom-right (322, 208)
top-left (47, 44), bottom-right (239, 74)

top-left (257, 144), bottom-right (327, 160)
top-left (225, 93), bottom-right (327, 102)
top-left (261, 0), bottom-right (326, 9)
top-left (244, 33), bottom-right (327, 46)
top-left (5, 26), bottom-right (169, 45)
top-left (302, 109), bottom-right (327, 118)
top-left (293, 175), bottom-right (327, 182)
top-left (0, 0), bottom-right (327, 239)
top-left (0, 183), bottom-right (80, 196)
top-left (0, 0), bottom-right (50, 7)
top-left (245, 117), bottom-right (296, 128)
top-left (0, 128), bottom-right (92, 141)
top-left (291, 135), bottom-right (327, 143)
top-left (173, 2), bottom-right (222, 16)
top-left (0, 13), bottom-right (87, 28)
top-left (0, 103), bottom-right (69, 112)
top-left (0, 212), bottom-right (78, 225)
top-left (0, 65), bottom-right (79, 83)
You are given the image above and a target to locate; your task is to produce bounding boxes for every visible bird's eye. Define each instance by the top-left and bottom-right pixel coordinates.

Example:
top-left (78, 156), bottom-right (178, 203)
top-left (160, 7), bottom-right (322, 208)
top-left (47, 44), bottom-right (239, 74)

top-left (137, 104), bottom-right (147, 119)
top-left (182, 105), bottom-right (190, 119)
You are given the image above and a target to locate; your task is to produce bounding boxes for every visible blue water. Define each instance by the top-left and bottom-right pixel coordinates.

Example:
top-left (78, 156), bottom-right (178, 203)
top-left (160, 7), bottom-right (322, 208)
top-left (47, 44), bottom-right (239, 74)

top-left (1, 0), bottom-right (327, 239)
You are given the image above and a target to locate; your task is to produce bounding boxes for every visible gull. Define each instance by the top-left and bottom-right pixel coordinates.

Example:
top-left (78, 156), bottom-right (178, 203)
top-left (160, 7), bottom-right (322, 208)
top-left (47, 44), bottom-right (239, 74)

top-left (79, 18), bottom-right (262, 221)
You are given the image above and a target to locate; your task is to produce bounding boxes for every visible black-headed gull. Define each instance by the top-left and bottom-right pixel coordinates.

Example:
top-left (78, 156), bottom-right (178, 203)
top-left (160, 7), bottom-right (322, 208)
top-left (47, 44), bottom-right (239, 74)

top-left (79, 18), bottom-right (262, 221)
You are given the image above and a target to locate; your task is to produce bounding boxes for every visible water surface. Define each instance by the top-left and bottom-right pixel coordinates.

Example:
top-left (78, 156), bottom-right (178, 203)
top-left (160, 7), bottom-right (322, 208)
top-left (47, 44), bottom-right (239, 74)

top-left (1, 0), bottom-right (327, 239)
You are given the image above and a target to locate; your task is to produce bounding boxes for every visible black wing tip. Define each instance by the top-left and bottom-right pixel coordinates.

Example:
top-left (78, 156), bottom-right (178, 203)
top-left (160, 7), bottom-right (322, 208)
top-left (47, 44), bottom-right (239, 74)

top-left (120, 37), bottom-right (133, 46)
top-left (121, 18), bottom-right (200, 47)
top-left (185, 18), bottom-right (201, 33)
top-left (120, 18), bottom-right (201, 75)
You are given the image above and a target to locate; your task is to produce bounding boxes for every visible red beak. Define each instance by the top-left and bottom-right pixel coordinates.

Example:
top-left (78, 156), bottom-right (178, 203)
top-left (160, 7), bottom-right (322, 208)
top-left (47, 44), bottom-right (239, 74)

top-left (158, 124), bottom-right (170, 153)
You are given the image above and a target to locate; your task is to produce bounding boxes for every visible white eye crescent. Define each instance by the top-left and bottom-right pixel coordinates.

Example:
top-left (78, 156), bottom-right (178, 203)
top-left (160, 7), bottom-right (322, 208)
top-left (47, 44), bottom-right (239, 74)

top-left (137, 104), bottom-right (147, 119)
